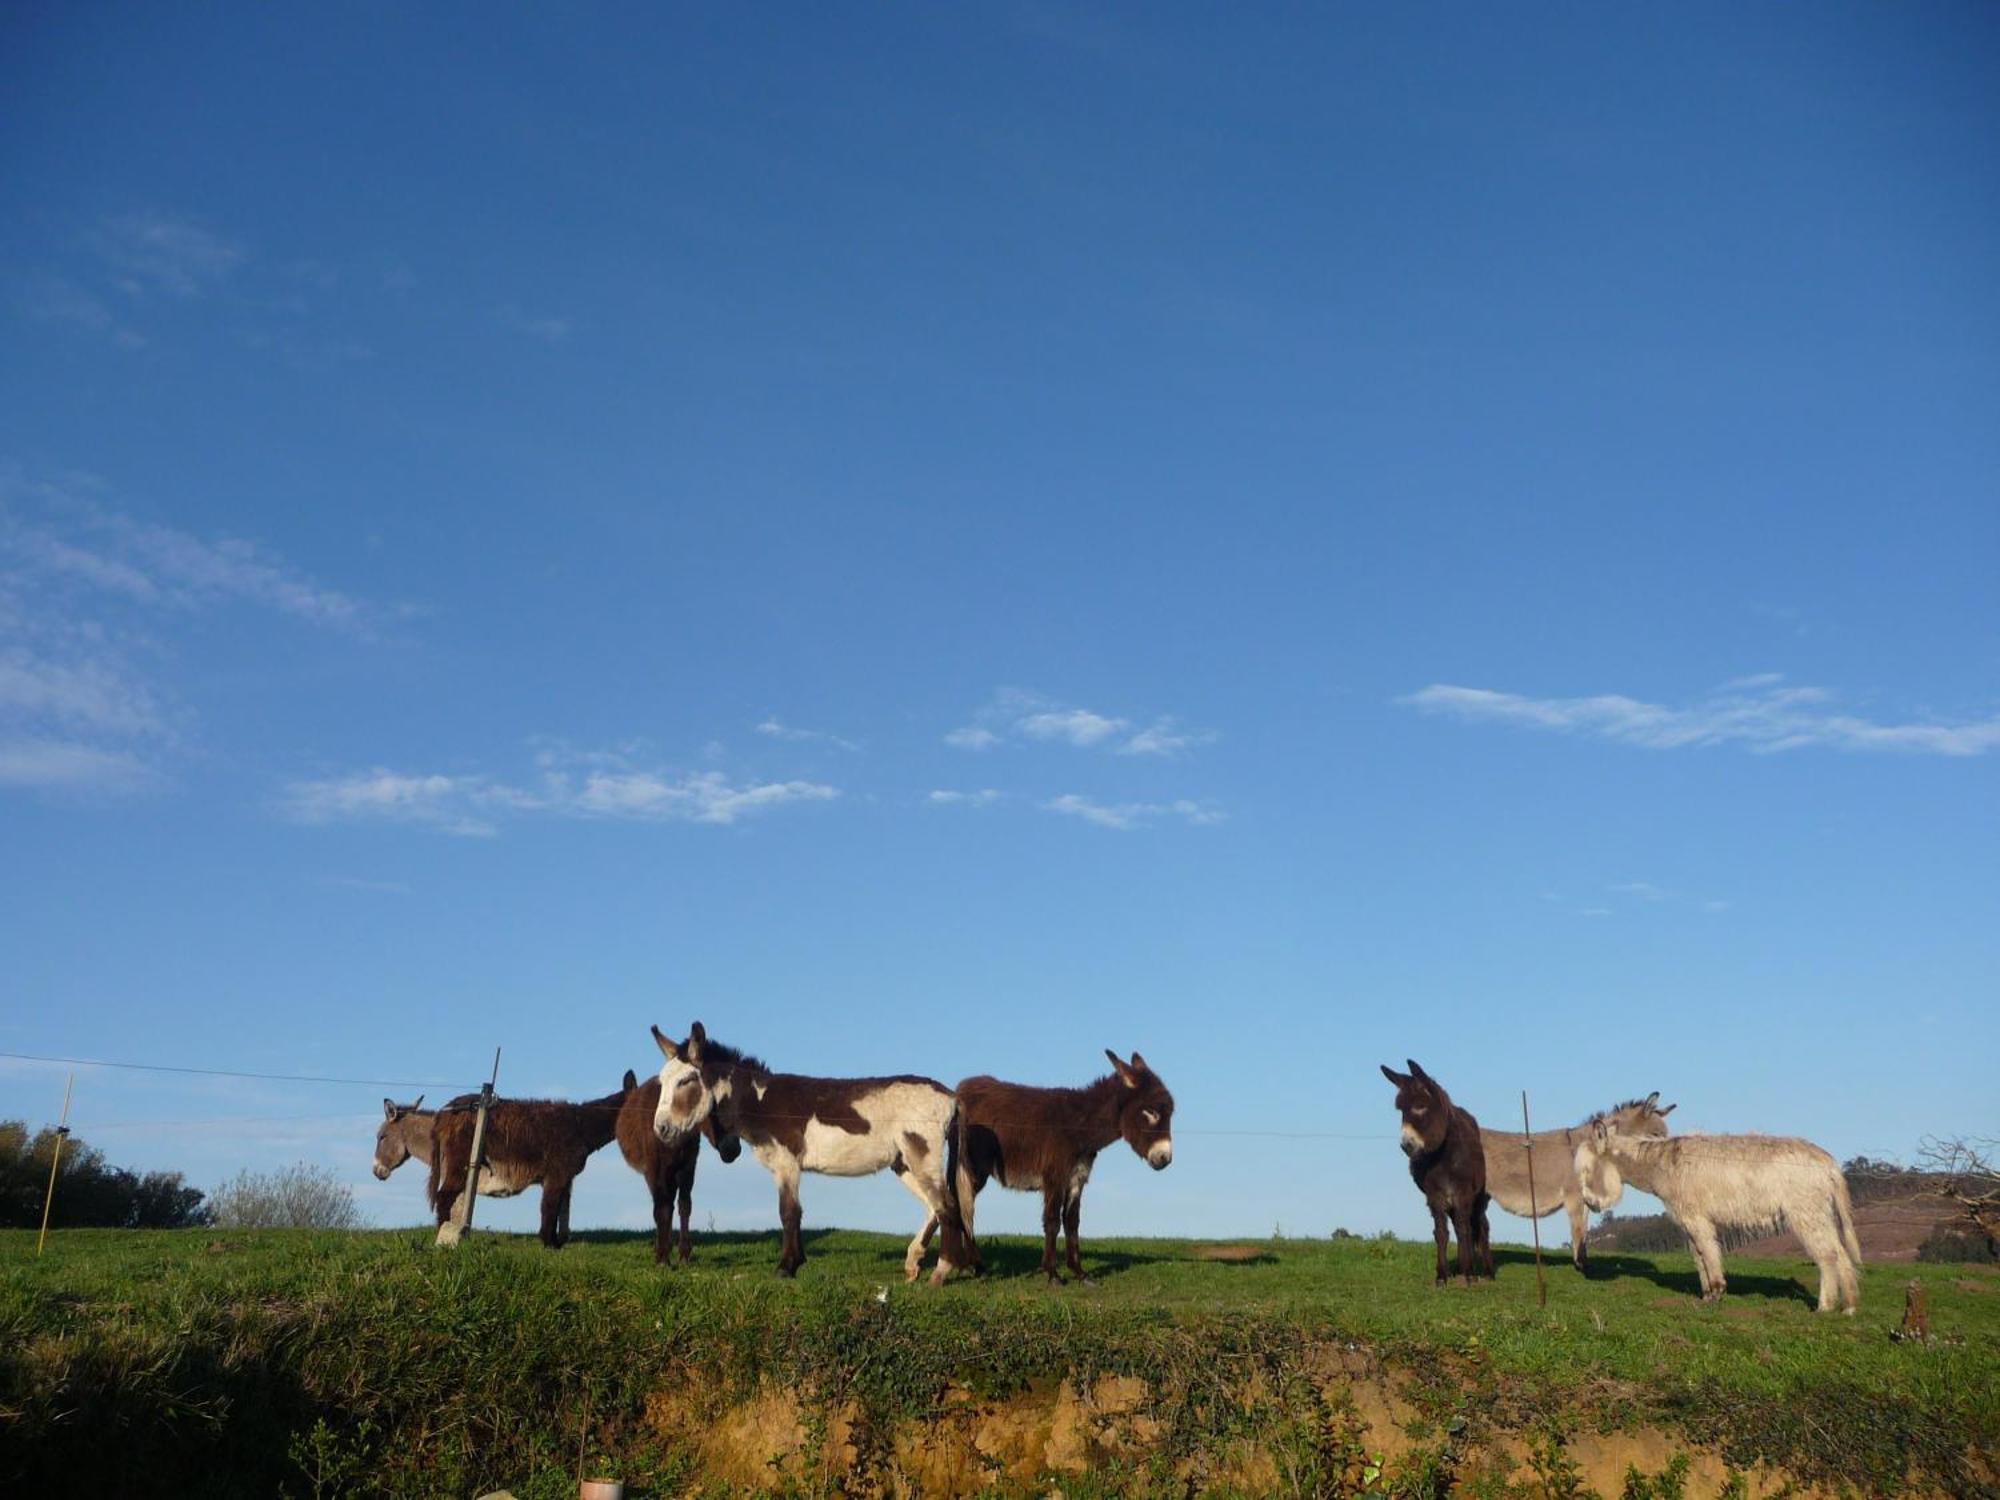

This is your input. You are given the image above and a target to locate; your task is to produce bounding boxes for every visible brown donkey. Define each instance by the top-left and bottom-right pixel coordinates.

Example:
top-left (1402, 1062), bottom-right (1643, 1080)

top-left (615, 1067), bottom-right (742, 1264)
top-left (1382, 1060), bottom-right (1493, 1286)
top-left (429, 1084), bottom-right (624, 1249)
top-left (954, 1050), bottom-right (1175, 1284)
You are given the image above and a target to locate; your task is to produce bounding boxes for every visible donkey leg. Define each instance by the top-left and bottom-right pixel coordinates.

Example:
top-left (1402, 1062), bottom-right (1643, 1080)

top-left (558, 1180), bottom-right (573, 1248)
top-left (1797, 1215), bottom-right (1845, 1313)
top-left (537, 1178), bottom-right (564, 1249)
top-left (773, 1160), bottom-right (804, 1277)
top-left (1063, 1190), bottom-right (1089, 1284)
top-left (1041, 1186), bottom-right (1065, 1283)
top-left (676, 1164), bottom-right (694, 1265)
top-left (1452, 1203), bottom-right (1477, 1286)
top-left (1566, 1192), bottom-right (1591, 1273)
top-left (651, 1176), bottom-right (676, 1265)
top-left (1430, 1207), bottom-right (1450, 1286)
top-left (1475, 1197), bottom-right (1495, 1279)
top-left (1683, 1217), bottom-right (1726, 1302)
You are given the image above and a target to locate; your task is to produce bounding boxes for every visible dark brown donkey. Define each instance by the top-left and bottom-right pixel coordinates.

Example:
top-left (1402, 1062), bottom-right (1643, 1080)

top-left (1381, 1059), bottom-right (1493, 1286)
top-left (614, 1067), bottom-right (742, 1265)
top-left (429, 1084), bottom-right (624, 1249)
top-left (954, 1050), bottom-right (1175, 1284)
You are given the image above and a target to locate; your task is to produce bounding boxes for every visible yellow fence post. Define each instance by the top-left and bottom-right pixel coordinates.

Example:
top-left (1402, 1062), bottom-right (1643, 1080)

top-left (36, 1072), bottom-right (74, 1256)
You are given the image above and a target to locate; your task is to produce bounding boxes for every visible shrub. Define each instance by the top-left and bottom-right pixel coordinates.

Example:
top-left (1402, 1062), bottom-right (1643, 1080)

top-left (209, 1162), bottom-right (361, 1230)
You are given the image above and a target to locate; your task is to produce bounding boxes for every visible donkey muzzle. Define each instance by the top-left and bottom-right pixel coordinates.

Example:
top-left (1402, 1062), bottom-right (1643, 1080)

top-left (1147, 1140), bottom-right (1173, 1170)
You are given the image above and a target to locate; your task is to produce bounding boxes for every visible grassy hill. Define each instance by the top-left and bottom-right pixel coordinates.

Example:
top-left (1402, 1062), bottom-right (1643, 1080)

top-left (4, 1226), bottom-right (1995, 1497)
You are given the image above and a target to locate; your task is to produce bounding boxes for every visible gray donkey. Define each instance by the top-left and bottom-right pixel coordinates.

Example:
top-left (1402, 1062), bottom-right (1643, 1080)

top-left (1480, 1093), bottom-right (1674, 1270)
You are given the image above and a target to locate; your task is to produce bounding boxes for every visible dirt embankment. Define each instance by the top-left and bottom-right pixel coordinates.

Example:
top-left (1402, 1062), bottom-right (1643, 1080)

top-left (643, 1344), bottom-right (1855, 1499)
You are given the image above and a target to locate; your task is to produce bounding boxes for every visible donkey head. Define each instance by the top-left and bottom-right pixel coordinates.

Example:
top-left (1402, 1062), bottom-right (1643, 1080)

top-left (373, 1096), bottom-right (424, 1179)
top-left (1106, 1049), bottom-right (1175, 1170)
top-left (1380, 1060), bottom-right (1452, 1158)
top-left (1573, 1116), bottom-right (1626, 1211)
top-left (651, 1021), bottom-right (732, 1143)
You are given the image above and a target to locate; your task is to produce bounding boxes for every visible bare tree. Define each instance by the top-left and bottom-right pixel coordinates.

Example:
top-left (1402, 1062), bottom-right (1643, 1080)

top-left (1916, 1136), bottom-right (2000, 1254)
top-left (209, 1162), bottom-right (361, 1230)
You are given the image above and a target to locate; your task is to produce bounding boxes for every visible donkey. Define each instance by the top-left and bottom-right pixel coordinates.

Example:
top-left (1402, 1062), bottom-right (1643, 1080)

top-left (1481, 1093), bottom-right (1675, 1272)
top-left (953, 1050), bottom-right (1175, 1284)
top-left (429, 1084), bottom-right (624, 1249)
top-left (1382, 1060), bottom-right (1492, 1286)
top-left (615, 1067), bottom-right (742, 1265)
top-left (650, 1021), bottom-right (966, 1284)
top-left (1574, 1119), bottom-right (1863, 1313)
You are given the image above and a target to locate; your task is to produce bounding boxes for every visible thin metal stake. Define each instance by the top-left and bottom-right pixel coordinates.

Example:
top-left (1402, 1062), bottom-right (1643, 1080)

top-left (460, 1047), bottom-right (502, 1239)
top-left (36, 1073), bottom-right (74, 1256)
top-left (1522, 1090), bottom-right (1546, 1308)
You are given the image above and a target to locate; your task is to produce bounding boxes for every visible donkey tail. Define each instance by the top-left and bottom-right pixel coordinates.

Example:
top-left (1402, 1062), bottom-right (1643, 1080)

top-left (937, 1098), bottom-right (968, 1267)
top-left (1832, 1170), bottom-right (1863, 1268)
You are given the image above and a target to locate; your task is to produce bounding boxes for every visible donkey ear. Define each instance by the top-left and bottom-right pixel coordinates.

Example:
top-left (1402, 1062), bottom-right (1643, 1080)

top-left (383, 1098), bottom-right (398, 1120)
top-left (623, 1069), bottom-right (637, 1092)
top-left (1129, 1050), bottom-right (1150, 1074)
top-left (1105, 1049), bottom-right (1138, 1087)
top-left (1656, 1102), bottom-right (1676, 1117)
top-left (1406, 1059), bottom-right (1430, 1082)
top-left (688, 1021), bottom-right (707, 1061)
top-left (1380, 1064), bottom-right (1408, 1087)
top-left (1643, 1091), bottom-right (1659, 1108)
top-left (412, 1094), bottom-right (423, 1112)
top-left (652, 1024), bottom-right (681, 1061)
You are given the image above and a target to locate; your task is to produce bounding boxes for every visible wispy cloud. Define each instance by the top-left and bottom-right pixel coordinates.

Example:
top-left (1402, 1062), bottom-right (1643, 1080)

top-left (1543, 882), bottom-right (1729, 918)
top-left (6, 271), bottom-right (146, 347)
top-left (91, 212), bottom-right (244, 298)
top-left (0, 470), bottom-right (389, 795)
top-left (756, 717), bottom-right (860, 752)
top-left (0, 738), bottom-right (152, 792)
top-left (3, 472), bottom-right (382, 632)
top-left (498, 305), bottom-right (572, 343)
top-left (1043, 793), bottom-right (1224, 831)
top-left (1401, 678), bottom-right (2000, 758)
top-left (947, 688), bottom-right (1214, 757)
top-left (282, 750), bottom-right (839, 836)
top-left (927, 788), bottom-right (1001, 808)
top-left (320, 875), bottom-right (414, 896)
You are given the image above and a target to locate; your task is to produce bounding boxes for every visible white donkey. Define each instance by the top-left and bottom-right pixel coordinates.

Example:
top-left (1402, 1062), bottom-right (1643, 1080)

top-left (1575, 1117), bottom-right (1862, 1313)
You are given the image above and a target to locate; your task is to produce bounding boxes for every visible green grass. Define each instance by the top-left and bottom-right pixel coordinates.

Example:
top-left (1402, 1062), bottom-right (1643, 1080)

top-left (3, 1226), bottom-right (1995, 1497)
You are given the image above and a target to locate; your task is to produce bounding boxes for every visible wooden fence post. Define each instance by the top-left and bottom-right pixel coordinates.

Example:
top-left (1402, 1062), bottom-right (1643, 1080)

top-left (36, 1073), bottom-right (74, 1257)
top-left (459, 1048), bottom-right (502, 1239)
top-left (1522, 1090), bottom-right (1546, 1308)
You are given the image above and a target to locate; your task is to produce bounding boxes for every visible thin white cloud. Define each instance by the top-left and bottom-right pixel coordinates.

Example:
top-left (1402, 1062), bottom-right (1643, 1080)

top-left (0, 471), bottom-right (391, 798)
top-left (498, 305), bottom-right (572, 343)
top-left (321, 875), bottom-right (414, 896)
top-left (7, 272), bottom-right (146, 347)
top-left (1401, 678), bottom-right (2000, 758)
top-left (92, 212), bottom-right (245, 298)
top-left (0, 647), bottom-right (164, 738)
top-left (283, 770), bottom-right (502, 837)
top-left (948, 688), bottom-right (1214, 757)
top-left (283, 755), bottom-right (839, 836)
top-left (1119, 717), bottom-right (1216, 757)
top-left (927, 788), bottom-right (1001, 808)
top-left (1018, 707), bottom-right (1127, 747)
top-left (756, 717), bottom-right (860, 752)
top-left (1609, 881), bottom-right (1669, 902)
top-left (0, 738), bottom-right (151, 792)
top-left (1043, 793), bottom-right (1224, 831)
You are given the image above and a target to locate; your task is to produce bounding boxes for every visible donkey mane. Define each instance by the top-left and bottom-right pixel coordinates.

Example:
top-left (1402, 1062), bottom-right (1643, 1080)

top-left (1583, 1098), bottom-right (1656, 1125)
top-left (694, 1035), bottom-right (766, 1075)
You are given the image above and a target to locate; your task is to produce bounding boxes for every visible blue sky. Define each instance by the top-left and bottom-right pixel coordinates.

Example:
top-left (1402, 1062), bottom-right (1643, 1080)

top-left (3, 4), bottom-right (1995, 1245)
